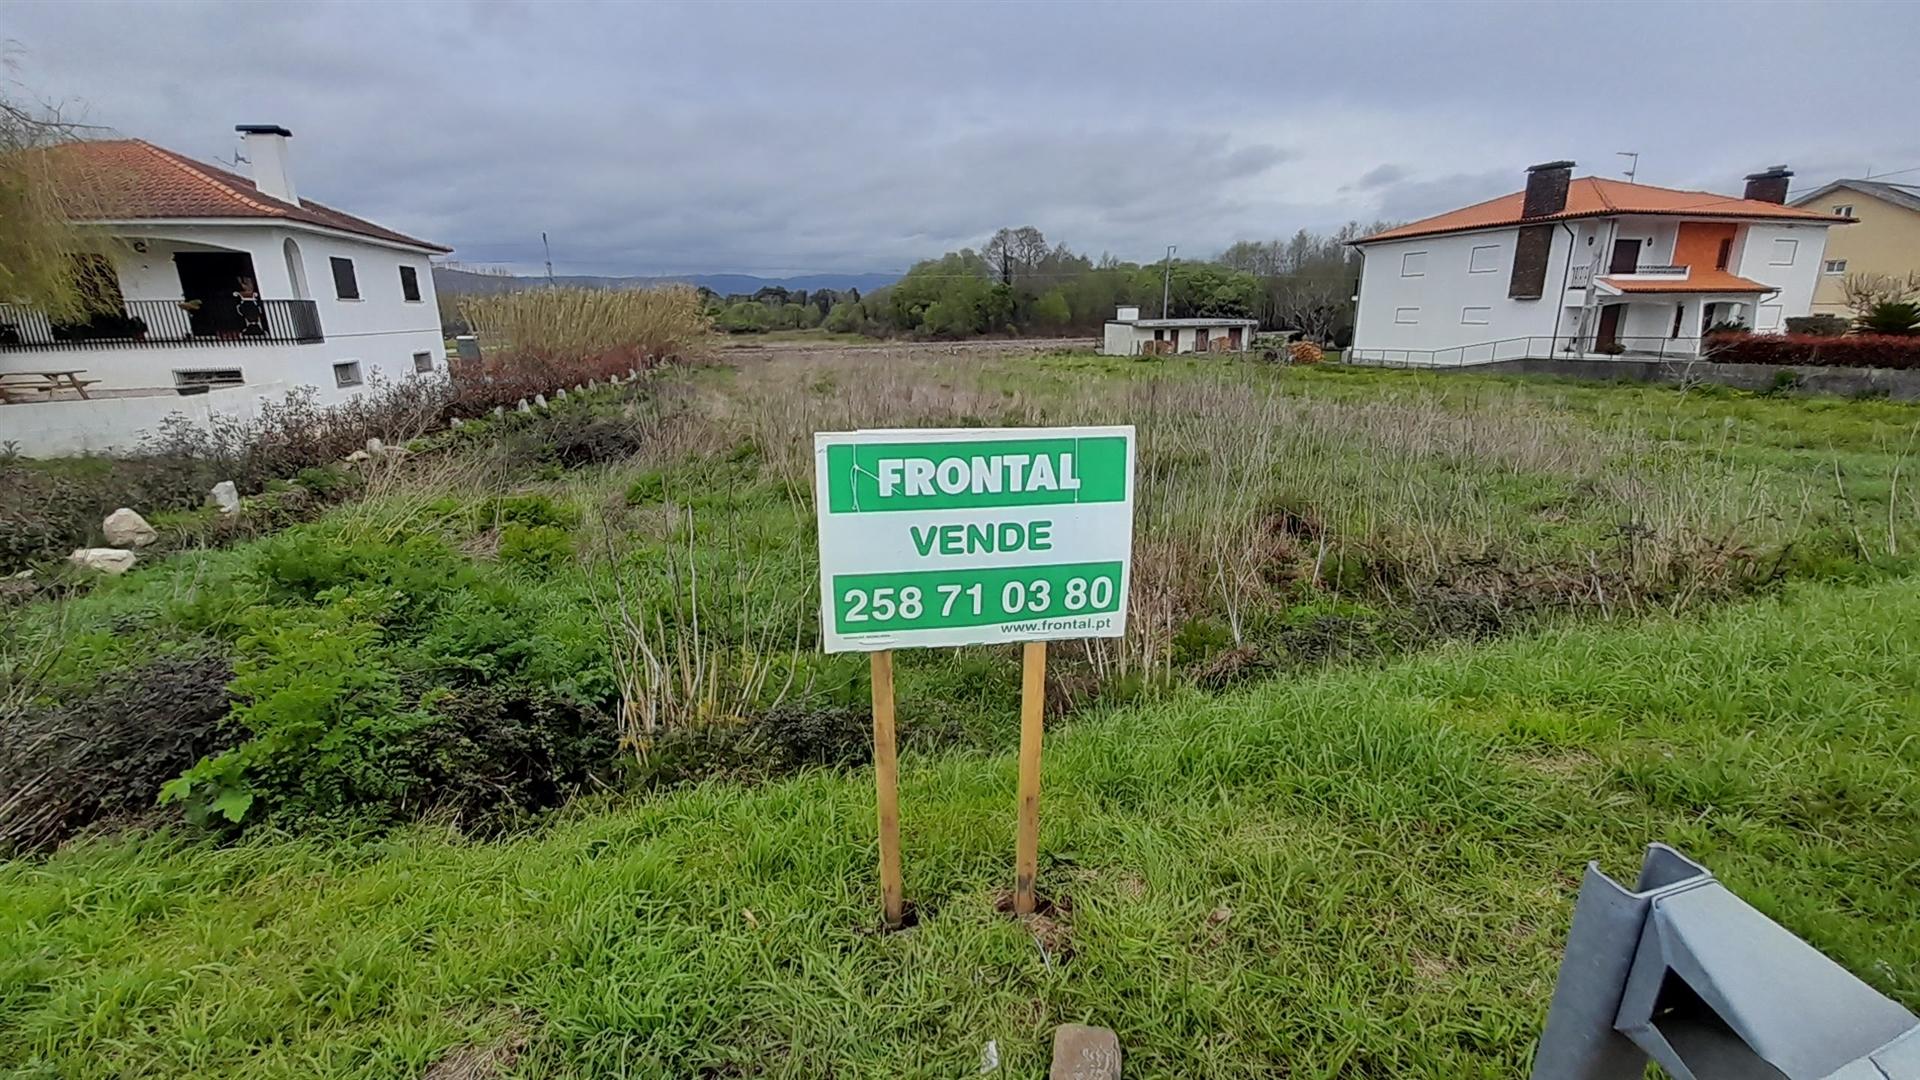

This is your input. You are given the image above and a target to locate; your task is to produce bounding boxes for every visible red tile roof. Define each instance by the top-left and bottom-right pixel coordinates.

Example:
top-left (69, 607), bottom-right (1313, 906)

top-left (1598, 270), bottom-right (1773, 294)
top-left (45, 138), bottom-right (450, 253)
top-left (1356, 176), bottom-right (1848, 245)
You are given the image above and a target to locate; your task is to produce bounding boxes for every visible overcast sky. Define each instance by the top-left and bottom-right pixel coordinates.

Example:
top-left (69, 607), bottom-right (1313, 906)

top-left (6, 0), bottom-right (1918, 277)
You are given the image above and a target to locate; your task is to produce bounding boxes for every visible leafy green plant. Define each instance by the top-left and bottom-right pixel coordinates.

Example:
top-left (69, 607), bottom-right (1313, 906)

top-left (1857, 300), bottom-right (1920, 336)
top-left (498, 522), bottom-right (575, 575)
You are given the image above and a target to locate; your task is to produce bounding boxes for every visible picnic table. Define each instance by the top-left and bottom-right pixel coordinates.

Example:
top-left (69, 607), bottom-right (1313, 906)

top-left (0, 370), bottom-right (98, 404)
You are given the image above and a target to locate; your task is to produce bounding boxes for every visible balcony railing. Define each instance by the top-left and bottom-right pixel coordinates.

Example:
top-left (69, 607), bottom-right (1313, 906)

top-left (0, 298), bottom-right (323, 350)
top-left (1570, 265), bottom-right (1593, 288)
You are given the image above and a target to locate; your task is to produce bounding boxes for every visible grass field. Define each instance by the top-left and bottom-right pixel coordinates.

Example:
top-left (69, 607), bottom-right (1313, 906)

top-left (4, 573), bottom-right (1918, 1077)
top-left (4, 348), bottom-right (1920, 1076)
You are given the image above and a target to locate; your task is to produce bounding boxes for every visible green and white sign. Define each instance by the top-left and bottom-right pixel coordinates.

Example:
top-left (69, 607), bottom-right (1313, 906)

top-left (814, 426), bottom-right (1135, 652)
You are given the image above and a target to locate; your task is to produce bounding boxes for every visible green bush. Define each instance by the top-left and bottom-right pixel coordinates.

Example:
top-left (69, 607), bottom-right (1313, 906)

top-left (498, 522), bottom-right (575, 574)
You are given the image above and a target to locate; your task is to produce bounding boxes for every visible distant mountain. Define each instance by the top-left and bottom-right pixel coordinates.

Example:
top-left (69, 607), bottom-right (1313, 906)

top-left (434, 267), bottom-right (898, 297)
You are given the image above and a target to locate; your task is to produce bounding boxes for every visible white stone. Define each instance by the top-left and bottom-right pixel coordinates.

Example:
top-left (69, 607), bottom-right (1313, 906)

top-left (344, 449), bottom-right (372, 465)
top-left (553, 388), bottom-right (567, 400)
top-left (365, 436), bottom-right (385, 456)
top-left (208, 480), bottom-right (240, 515)
top-left (1050, 1025), bottom-right (1122, 1080)
top-left (517, 399), bottom-right (531, 412)
top-left (493, 405), bottom-right (505, 417)
top-left (533, 393), bottom-right (548, 409)
top-left (68, 547), bottom-right (137, 575)
top-left (449, 416), bottom-right (464, 429)
top-left (102, 508), bottom-right (159, 548)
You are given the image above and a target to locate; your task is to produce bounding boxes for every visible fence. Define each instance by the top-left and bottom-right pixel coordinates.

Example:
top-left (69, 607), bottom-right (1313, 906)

top-left (1348, 335), bottom-right (1708, 368)
top-left (0, 298), bottom-right (323, 350)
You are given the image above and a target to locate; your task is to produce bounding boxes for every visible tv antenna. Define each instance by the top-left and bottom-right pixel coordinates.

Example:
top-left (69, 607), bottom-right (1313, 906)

top-left (1616, 151), bottom-right (1640, 183)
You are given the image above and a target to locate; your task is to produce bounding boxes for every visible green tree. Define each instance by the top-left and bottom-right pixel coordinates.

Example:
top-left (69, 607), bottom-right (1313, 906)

top-left (1, 78), bottom-right (111, 319)
top-left (824, 301), bottom-right (864, 333)
top-left (1858, 300), bottom-right (1920, 336)
top-left (1033, 289), bottom-right (1071, 329)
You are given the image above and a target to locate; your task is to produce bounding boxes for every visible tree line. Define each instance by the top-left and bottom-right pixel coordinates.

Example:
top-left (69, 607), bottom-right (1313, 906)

top-left (703, 223), bottom-right (1397, 344)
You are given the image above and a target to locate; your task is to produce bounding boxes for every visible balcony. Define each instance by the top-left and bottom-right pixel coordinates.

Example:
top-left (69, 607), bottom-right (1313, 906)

top-left (1570, 265), bottom-right (1593, 288)
top-left (0, 298), bottom-right (323, 351)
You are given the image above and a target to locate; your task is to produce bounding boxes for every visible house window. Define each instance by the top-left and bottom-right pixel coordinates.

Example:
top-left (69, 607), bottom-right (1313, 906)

top-left (1394, 307), bottom-right (1420, 324)
top-left (1401, 251), bottom-right (1427, 277)
top-left (1769, 238), bottom-right (1798, 266)
top-left (413, 351), bottom-right (433, 373)
top-left (1824, 259), bottom-right (1849, 275)
top-left (1468, 245), bottom-right (1500, 273)
top-left (330, 257), bottom-right (360, 300)
top-left (1460, 306), bottom-right (1491, 325)
top-left (1833, 204), bottom-right (1854, 218)
top-left (1671, 304), bottom-right (1686, 339)
top-left (399, 265), bottom-right (422, 302)
top-left (173, 368), bottom-right (244, 388)
top-left (333, 361), bottom-right (363, 387)
top-left (1715, 238), bottom-right (1733, 270)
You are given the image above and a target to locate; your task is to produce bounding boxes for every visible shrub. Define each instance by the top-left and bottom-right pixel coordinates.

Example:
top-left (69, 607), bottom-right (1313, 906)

top-left (1704, 332), bottom-right (1920, 369)
top-left (1857, 300), bottom-right (1920, 336)
top-left (1, 648), bottom-right (236, 854)
top-left (1288, 340), bottom-right (1324, 365)
top-left (1785, 314), bottom-right (1849, 337)
top-left (498, 523), bottom-right (574, 574)
top-left (460, 285), bottom-right (709, 367)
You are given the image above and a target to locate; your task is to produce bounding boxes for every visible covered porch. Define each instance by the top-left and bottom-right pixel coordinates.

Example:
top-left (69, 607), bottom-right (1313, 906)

top-left (1577, 270), bottom-right (1774, 359)
top-left (0, 235), bottom-right (321, 351)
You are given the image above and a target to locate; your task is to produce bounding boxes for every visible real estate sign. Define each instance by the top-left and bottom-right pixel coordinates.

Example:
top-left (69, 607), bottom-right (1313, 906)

top-left (814, 426), bottom-right (1135, 652)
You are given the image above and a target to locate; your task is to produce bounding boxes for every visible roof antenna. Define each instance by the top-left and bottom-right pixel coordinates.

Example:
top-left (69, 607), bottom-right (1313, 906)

top-left (1615, 151), bottom-right (1639, 184)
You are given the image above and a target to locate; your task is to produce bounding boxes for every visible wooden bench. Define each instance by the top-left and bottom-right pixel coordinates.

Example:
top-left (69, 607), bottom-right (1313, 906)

top-left (0, 370), bottom-right (99, 404)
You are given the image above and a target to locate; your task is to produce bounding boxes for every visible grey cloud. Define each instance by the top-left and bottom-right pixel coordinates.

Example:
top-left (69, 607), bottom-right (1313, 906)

top-left (5, 1), bottom-right (1916, 275)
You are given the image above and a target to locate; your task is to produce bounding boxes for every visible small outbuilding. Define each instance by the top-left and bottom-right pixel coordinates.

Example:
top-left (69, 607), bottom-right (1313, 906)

top-left (1101, 306), bottom-right (1260, 356)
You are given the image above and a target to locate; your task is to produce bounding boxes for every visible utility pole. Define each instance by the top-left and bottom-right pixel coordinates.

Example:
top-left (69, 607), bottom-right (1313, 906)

top-left (542, 231), bottom-right (556, 287)
top-left (1161, 245), bottom-right (1176, 318)
top-left (1616, 151), bottom-right (1640, 184)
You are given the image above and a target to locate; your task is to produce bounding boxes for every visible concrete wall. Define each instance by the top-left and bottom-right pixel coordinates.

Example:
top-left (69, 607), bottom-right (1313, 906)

top-left (2, 379), bottom-right (317, 455)
top-left (1353, 226), bottom-right (1576, 352)
top-left (1411, 356), bottom-right (1920, 401)
top-left (1733, 221), bottom-right (1828, 330)
top-left (1806, 188), bottom-right (1920, 316)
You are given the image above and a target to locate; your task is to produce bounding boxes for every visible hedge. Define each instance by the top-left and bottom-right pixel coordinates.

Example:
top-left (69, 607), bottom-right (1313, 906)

top-left (1706, 333), bottom-right (1920, 370)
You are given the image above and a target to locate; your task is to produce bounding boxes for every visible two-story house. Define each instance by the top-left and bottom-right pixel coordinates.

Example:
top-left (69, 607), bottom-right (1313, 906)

top-left (0, 124), bottom-right (450, 455)
top-left (1789, 179), bottom-right (1920, 319)
top-left (1348, 161), bottom-right (1849, 365)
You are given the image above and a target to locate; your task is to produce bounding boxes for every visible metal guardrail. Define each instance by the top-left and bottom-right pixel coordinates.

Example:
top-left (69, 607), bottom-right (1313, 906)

top-left (0, 298), bottom-right (323, 350)
top-left (1348, 335), bottom-right (1709, 368)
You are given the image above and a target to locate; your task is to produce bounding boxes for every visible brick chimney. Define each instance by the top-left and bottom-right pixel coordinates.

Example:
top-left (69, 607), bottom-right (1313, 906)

top-left (1743, 165), bottom-right (1792, 204)
top-left (1523, 160), bottom-right (1576, 218)
top-left (236, 124), bottom-right (297, 204)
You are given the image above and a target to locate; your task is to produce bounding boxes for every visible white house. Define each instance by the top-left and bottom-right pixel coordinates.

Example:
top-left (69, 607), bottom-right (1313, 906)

top-left (0, 124), bottom-right (451, 454)
top-left (1102, 306), bottom-right (1260, 356)
top-left (1348, 161), bottom-right (1850, 365)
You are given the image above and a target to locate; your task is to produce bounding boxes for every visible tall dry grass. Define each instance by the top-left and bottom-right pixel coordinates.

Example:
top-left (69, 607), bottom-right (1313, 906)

top-left (459, 285), bottom-right (710, 368)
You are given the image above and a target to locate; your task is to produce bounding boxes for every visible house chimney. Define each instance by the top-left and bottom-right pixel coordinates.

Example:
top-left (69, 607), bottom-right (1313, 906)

top-left (236, 124), bottom-right (297, 204)
top-left (1522, 160), bottom-right (1576, 218)
top-left (1743, 165), bottom-right (1792, 204)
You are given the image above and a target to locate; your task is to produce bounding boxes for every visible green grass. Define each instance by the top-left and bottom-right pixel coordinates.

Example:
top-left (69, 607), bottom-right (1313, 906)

top-left (5, 574), bottom-right (1917, 1077)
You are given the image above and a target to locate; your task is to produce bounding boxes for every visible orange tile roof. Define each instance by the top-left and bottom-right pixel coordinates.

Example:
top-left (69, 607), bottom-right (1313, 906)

top-left (43, 138), bottom-right (450, 252)
top-left (1356, 176), bottom-right (1848, 244)
top-left (1597, 270), bottom-right (1773, 294)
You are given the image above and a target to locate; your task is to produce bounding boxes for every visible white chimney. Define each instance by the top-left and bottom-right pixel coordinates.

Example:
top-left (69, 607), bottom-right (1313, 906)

top-left (236, 124), bottom-right (297, 204)
top-left (1115, 305), bottom-right (1140, 322)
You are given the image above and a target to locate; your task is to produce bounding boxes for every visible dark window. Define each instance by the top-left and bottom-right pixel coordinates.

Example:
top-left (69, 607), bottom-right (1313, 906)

top-left (413, 351), bottom-right (433, 373)
top-left (1671, 304), bottom-right (1685, 339)
top-left (1715, 238), bottom-right (1733, 271)
top-left (399, 265), bottom-right (421, 302)
top-left (330, 257), bottom-right (359, 300)
top-left (173, 368), bottom-right (244, 388)
top-left (333, 361), bottom-right (362, 387)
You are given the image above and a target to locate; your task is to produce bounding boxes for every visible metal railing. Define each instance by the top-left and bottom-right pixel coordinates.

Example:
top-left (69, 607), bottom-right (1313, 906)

top-left (0, 298), bottom-right (323, 350)
top-left (1348, 335), bottom-right (1711, 368)
top-left (1569, 265), bottom-right (1593, 288)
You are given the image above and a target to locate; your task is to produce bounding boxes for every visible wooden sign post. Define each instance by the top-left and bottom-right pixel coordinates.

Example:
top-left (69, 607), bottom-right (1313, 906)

top-left (813, 427), bottom-right (1136, 925)
top-left (1013, 640), bottom-right (1047, 914)
top-left (869, 650), bottom-right (904, 927)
